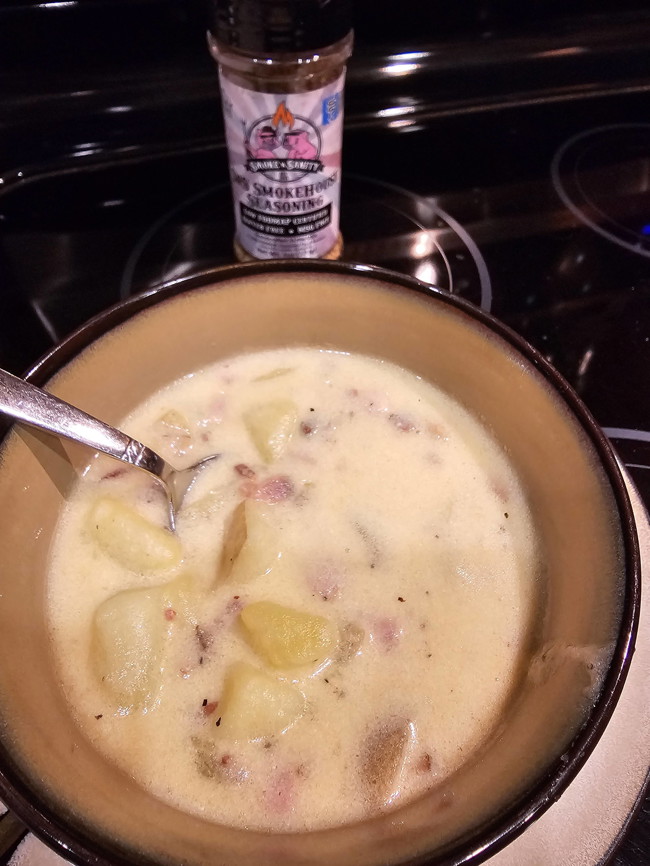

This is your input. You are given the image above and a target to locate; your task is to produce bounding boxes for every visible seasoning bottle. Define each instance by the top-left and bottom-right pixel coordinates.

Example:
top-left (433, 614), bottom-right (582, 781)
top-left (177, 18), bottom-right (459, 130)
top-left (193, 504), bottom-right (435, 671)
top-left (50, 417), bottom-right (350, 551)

top-left (208, 0), bottom-right (353, 261)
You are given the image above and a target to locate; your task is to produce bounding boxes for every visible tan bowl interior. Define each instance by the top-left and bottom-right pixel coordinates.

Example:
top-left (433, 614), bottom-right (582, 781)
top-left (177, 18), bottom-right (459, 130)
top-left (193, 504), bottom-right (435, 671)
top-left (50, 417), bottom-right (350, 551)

top-left (0, 270), bottom-right (625, 866)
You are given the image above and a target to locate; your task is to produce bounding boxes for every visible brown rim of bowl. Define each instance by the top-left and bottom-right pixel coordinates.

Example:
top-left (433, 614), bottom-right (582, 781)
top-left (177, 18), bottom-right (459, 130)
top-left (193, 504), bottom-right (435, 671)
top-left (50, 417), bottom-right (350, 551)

top-left (0, 259), bottom-right (641, 866)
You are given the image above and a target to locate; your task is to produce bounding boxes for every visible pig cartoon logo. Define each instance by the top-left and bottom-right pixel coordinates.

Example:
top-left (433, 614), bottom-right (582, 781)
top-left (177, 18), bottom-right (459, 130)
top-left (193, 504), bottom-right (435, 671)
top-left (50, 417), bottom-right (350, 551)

top-left (245, 101), bottom-right (322, 181)
top-left (283, 129), bottom-right (318, 160)
top-left (249, 125), bottom-right (279, 158)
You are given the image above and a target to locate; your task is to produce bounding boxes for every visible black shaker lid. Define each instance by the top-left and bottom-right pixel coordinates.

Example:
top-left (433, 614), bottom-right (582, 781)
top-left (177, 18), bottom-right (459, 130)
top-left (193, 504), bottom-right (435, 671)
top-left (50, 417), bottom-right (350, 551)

top-left (208, 0), bottom-right (352, 54)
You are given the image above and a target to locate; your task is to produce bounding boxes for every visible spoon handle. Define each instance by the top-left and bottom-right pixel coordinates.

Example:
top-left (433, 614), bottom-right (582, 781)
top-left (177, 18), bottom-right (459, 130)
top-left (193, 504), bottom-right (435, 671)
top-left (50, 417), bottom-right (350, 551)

top-left (0, 368), bottom-right (166, 476)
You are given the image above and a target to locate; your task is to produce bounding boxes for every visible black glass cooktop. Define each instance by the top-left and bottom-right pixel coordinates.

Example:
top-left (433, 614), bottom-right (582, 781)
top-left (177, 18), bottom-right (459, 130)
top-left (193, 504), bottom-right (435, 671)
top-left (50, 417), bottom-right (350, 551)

top-left (1, 2), bottom-right (650, 863)
top-left (3, 101), bottom-right (650, 496)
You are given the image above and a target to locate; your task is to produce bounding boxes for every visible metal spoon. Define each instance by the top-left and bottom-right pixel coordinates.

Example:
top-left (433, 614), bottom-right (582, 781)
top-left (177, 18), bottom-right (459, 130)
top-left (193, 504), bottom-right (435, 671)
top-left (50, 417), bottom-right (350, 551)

top-left (0, 368), bottom-right (218, 531)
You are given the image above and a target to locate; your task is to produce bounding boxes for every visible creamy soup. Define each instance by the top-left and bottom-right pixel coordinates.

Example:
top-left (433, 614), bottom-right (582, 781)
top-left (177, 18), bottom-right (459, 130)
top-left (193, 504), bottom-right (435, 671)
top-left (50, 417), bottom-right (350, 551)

top-left (47, 347), bottom-right (539, 833)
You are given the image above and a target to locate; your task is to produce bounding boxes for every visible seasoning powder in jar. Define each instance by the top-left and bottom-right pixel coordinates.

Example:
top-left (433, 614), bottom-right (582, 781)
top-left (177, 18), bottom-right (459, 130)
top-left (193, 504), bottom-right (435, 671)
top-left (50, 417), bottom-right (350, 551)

top-left (208, 0), bottom-right (353, 261)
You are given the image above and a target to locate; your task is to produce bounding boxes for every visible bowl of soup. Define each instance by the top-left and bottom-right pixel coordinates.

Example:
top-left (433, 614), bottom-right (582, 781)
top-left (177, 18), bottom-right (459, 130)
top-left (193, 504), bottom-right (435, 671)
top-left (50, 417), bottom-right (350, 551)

top-left (0, 260), bottom-right (639, 866)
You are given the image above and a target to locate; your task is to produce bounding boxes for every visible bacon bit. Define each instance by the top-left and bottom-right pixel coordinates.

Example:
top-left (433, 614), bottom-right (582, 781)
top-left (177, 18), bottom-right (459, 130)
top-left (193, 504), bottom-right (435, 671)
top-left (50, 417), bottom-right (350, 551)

top-left (389, 413), bottom-right (417, 432)
top-left (220, 754), bottom-right (232, 766)
top-left (427, 422), bottom-right (448, 440)
top-left (239, 474), bottom-right (294, 502)
top-left (490, 478), bottom-right (511, 502)
top-left (94, 714), bottom-right (103, 720)
top-left (206, 395), bottom-right (227, 423)
top-left (305, 559), bottom-right (344, 600)
top-left (234, 463), bottom-right (256, 479)
top-left (372, 617), bottom-right (402, 651)
top-left (203, 701), bottom-right (219, 716)
top-left (164, 608), bottom-right (177, 621)
top-left (263, 769), bottom-right (296, 814)
top-left (417, 753), bottom-right (433, 773)
top-left (301, 421), bottom-right (315, 435)
top-left (397, 597), bottom-right (405, 603)
top-left (251, 475), bottom-right (293, 502)
top-left (225, 597), bottom-right (244, 616)
top-left (101, 467), bottom-right (127, 480)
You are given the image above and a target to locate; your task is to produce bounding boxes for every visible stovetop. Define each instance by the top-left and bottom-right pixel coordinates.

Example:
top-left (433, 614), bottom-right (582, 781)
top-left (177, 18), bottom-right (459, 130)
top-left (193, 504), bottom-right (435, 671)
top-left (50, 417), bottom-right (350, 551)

top-left (1, 1), bottom-right (650, 864)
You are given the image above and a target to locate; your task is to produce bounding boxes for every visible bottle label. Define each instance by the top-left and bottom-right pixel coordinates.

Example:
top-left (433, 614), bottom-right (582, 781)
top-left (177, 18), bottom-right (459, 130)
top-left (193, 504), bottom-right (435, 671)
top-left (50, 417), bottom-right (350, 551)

top-left (219, 71), bottom-right (346, 259)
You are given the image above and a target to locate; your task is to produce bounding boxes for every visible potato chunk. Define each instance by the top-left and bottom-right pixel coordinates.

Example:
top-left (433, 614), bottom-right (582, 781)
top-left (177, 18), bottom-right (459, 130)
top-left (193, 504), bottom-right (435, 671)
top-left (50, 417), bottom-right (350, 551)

top-left (240, 601), bottom-right (338, 668)
top-left (243, 399), bottom-right (297, 463)
top-left (88, 496), bottom-right (182, 573)
top-left (253, 367), bottom-right (294, 382)
top-left (91, 585), bottom-right (168, 708)
top-left (155, 409), bottom-right (192, 456)
top-left (361, 719), bottom-right (414, 804)
top-left (219, 500), bottom-right (280, 584)
top-left (217, 662), bottom-right (305, 739)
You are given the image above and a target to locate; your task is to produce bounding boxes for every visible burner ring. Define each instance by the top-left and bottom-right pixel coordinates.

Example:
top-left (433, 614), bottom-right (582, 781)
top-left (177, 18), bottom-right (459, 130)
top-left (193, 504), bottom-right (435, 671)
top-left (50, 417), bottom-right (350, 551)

top-left (552, 123), bottom-right (650, 258)
top-left (120, 175), bottom-right (492, 311)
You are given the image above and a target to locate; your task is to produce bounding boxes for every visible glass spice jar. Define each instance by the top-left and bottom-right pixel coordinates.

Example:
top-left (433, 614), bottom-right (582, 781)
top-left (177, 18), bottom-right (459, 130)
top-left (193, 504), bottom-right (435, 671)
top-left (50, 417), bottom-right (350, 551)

top-left (207, 0), bottom-right (353, 261)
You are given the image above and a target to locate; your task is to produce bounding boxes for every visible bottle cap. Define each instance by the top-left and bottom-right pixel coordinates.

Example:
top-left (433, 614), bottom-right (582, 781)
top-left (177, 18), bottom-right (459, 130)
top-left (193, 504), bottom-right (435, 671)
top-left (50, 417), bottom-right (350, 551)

top-left (209, 0), bottom-right (352, 54)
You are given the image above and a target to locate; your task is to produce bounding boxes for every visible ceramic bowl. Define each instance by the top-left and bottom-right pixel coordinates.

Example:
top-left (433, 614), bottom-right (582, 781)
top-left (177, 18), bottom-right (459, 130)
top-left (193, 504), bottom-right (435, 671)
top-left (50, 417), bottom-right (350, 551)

top-left (0, 260), bottom-right (639, 866)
